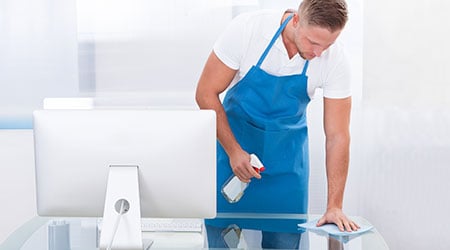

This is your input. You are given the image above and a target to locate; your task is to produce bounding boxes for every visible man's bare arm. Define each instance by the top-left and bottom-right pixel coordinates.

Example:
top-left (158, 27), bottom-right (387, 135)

top-left (195, 52), bottom-right (260, 182)
top-left (317, 96), bottom-right (359, 231)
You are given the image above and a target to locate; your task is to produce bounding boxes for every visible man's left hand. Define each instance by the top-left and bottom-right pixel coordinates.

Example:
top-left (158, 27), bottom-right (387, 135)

top-left (316, 207), bottom-right (360, 232)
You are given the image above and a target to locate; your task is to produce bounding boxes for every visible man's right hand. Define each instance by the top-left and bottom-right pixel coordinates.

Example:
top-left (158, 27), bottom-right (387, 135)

top-left (228, 150), bottom-right (262, 183)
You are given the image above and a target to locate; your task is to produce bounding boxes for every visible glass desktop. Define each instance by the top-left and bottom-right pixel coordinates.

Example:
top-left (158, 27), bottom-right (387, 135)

top-left (0, 213), bottom-right (388, 250)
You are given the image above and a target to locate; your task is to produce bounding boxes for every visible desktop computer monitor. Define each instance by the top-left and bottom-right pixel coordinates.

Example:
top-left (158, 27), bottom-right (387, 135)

top-left (33, 109), bottom-right (216, 249)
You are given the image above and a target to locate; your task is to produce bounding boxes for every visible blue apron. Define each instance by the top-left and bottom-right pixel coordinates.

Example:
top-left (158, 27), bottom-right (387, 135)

top-left (207, 14), bottom-right (310, 233)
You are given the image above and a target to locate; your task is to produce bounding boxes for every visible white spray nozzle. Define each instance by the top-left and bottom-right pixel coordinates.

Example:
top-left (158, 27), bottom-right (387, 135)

top-left (250, 154), bottom-right (265, 172)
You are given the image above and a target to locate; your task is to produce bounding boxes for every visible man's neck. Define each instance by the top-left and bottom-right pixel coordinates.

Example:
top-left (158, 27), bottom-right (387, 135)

top-left (280, 13), bottom-right (299, 59)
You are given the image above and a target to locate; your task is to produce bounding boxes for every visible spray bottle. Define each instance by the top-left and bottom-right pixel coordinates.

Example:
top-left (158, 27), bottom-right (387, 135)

top-left (221, 154), bottom-right (265, 203)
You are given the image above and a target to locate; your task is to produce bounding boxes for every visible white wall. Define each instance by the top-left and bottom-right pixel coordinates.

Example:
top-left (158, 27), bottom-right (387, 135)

top-left (0, 0), bottom-right (77, 242)
top-left (0, 131), bottom-right (37, 242)
top-left (0, 0), bottom-right (78, 128)
top-left (360, 0), bottom-right (450, 249)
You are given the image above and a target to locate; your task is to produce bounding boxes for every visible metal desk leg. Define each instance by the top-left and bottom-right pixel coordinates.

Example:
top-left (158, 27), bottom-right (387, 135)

top-left (328, 237), bottom-right (344, 250)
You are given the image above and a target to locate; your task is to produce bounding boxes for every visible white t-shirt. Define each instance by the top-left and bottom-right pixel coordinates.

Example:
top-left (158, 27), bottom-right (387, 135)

top-left (213, 9), bottom-right (351, 99)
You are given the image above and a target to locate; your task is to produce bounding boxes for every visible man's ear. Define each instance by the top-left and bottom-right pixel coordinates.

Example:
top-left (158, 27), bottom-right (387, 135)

top-left (292, 13), bottom-right (300, 27)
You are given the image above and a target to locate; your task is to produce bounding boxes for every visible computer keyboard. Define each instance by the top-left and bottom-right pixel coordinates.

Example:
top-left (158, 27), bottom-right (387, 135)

top-left (140, 218), bottom-right (203, 233)
top-left (97, 218), bottom-right (203, 233)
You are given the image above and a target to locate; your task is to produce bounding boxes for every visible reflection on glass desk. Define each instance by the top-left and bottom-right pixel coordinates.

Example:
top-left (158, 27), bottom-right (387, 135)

top-left (0, 214), bottom-right (388, 250)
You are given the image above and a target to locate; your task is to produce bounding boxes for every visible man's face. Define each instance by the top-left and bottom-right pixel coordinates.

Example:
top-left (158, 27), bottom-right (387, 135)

top-left (293, 20), bottom-right (342, 60)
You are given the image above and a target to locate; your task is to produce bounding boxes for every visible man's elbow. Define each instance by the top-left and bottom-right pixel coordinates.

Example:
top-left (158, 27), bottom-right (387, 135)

top-left (195, 88), bottom-right (202, 106)
top-left (326, 132), bottom-right (350, 148)
top-left (195, 86), bottom-right (215, 109)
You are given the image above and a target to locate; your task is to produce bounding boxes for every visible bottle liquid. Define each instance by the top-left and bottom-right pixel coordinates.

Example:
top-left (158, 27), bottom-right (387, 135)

top-left (221, 154), bottom-right (265, 203)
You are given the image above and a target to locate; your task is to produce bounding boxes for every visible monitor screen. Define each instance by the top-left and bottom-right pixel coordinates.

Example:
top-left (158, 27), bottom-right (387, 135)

top-left (33, 109), bottom-right (216, 219)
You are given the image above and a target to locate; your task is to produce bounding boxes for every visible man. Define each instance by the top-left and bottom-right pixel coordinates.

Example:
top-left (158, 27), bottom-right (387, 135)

top-left (196, 0), bottom-right (359, 248)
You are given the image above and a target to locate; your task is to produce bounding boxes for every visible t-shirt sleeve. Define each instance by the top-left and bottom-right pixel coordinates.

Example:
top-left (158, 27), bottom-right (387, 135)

top-left (212, 13), bottom-right (251, 70)
top-left (321, 45), bottom-right (352, 99)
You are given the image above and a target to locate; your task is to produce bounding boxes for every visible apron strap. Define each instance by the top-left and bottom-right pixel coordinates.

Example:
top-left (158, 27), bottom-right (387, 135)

top-left (301, 60), bottom-right (309, 75)
top-left (256, 14), bottom-right (294, 67)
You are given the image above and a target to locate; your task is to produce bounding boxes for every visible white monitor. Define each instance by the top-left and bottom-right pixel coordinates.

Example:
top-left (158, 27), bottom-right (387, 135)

top-left (33, 109), bottom-right (216, 249)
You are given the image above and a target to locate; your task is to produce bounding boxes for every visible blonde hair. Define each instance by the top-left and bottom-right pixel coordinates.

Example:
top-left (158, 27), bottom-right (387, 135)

top-left (298, 0), bottom-right (348, 32)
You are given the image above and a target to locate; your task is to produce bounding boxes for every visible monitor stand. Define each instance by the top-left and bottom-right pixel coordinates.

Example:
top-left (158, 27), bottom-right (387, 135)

top-left (99, 165), bottom-right (151, 250)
